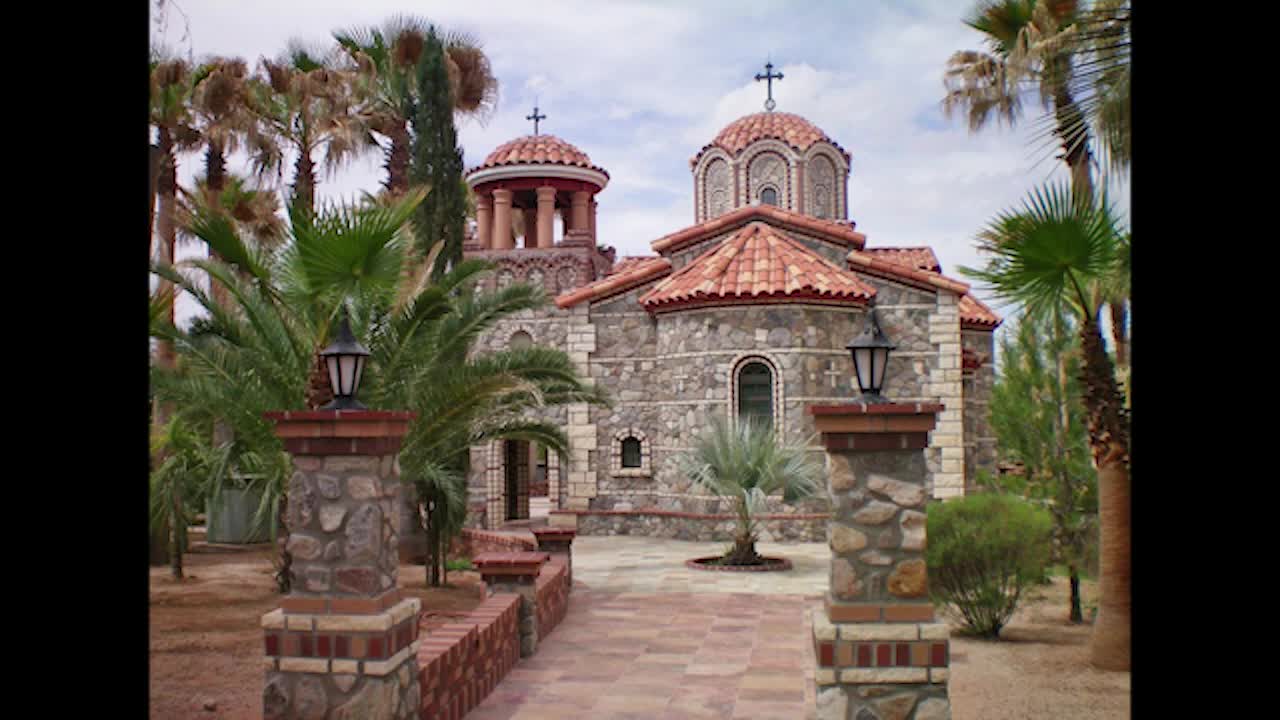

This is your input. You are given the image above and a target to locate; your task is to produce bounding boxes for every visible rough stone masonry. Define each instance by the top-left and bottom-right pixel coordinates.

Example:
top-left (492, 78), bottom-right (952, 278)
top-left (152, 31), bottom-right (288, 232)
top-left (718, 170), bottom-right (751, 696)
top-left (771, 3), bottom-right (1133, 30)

top-left (809, 402), bottom-right (952, 720)
top-left (261, 410), bottom-right (423, 720)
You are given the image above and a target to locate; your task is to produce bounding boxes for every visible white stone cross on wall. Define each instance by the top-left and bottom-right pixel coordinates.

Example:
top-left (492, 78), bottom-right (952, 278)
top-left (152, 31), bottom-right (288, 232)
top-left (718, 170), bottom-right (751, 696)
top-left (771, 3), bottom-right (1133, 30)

top-left (824, 361), bottom-right (844, 390)
top-left (672, 370), bottom-right (690, 394)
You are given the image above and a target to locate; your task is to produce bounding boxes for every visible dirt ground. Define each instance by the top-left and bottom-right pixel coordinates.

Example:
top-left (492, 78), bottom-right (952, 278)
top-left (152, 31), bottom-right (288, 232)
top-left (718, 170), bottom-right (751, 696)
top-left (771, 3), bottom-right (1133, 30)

top-left (948, 576), bottom-right (1131, 720)
top-left (151, 548), bottom-right (1128, 719)
top-left (149, 544), bottom-right (483, 720)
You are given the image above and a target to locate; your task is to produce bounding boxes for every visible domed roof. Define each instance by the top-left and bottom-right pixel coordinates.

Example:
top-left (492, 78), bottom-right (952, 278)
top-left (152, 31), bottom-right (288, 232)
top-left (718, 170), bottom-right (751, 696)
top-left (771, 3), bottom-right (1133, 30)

top-left (693, 112), bottom-right (850, 165)
top-left (468, 134), bottom-right (608, 177)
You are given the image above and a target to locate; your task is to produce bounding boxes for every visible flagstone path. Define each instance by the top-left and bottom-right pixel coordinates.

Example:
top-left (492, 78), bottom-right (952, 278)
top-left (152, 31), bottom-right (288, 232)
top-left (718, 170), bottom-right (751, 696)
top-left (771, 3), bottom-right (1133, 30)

top-left (466, 536), bottom-right (830, 719)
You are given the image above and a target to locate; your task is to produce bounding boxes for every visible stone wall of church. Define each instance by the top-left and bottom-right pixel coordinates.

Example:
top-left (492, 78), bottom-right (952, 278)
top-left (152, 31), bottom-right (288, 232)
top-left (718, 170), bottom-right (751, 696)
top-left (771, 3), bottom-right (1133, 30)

top-left (962, 329), bottom-right (998, 493)
top-left (578, 300), bottom-right (938, 540)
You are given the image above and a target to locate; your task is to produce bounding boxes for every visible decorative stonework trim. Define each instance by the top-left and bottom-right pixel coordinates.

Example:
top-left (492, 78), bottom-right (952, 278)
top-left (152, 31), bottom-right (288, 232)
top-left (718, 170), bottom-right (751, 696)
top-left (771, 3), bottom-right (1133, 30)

top-left (814, 639), bottom-right (948, 669)
top-left (825, 599), bottom-right (935, 623)
top-left (610, 427), bottom-right (652, 477)
top-left (263, 615), bottom-right (420, 666)
top-left (809, 402), bottom-right (947, 416)
top-left (279, 588), bottom-right (404, 615)
top-left (728, 353), bottom-right (785, 436)
top-left (551, 508), bottom-right (831, 521)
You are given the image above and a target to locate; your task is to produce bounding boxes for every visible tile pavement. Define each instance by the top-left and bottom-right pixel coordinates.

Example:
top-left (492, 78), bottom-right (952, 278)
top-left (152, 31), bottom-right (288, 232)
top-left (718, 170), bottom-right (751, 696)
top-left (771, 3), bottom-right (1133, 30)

top-left (466, 536), bottom-right (831, 719)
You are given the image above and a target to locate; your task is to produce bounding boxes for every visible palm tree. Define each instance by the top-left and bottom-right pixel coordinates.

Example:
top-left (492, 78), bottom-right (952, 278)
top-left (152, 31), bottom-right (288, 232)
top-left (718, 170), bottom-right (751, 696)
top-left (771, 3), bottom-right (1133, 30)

top-left (335, 16), bottom-right (499, 197)
top-left (943, 0), bottom-right (1095, 199)
top-left (244, 41), bottom-right (373, 216)
top-left (152, 190), bottom-right (606, 590)
top-left (961, 182), bottom-right (1129, 671)
top-left (676, 418), bottom-right (824, 566)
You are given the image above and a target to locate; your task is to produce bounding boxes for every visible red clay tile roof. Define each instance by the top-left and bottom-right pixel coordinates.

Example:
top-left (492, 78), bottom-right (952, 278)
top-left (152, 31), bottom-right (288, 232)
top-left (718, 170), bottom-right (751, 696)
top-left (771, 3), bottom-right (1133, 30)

top-left (959, 293), bottom-right (1002, 330)
top-left (651, 204), bottom-right (866, 255)
top-left (692, 112), bottom-right (851, 165)
top-left (607, 256), bottom-right (662, 277)
top-left (468, 135), bottom-right (608, 177)
top-left (846, 249), bottom-right (969, 295)
top-left (640, 222), bottom-right (875, 313)
top-left (555, 256), bottom-right (671, 309)
top-left (863, 247), bottom-right (942, 273)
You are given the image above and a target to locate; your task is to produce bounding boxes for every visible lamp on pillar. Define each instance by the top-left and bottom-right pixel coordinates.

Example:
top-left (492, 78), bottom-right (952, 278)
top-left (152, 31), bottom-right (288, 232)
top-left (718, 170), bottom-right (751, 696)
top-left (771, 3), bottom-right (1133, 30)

top-left (846, 310), bottom-right (895, 404)
top-left (319, 310), bottom-right (370, 411)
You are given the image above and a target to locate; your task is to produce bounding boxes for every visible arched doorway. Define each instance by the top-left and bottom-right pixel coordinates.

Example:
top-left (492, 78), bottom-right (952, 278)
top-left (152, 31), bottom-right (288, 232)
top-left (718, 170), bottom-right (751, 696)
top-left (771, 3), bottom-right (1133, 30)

top-left (502, 440), bottom-right (551, 522)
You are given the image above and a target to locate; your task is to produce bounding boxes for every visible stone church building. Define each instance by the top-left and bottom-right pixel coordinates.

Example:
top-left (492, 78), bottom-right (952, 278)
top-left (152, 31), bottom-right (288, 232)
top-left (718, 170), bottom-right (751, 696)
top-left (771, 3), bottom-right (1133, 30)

top-left (460, 110), bottom-right (1000, 540)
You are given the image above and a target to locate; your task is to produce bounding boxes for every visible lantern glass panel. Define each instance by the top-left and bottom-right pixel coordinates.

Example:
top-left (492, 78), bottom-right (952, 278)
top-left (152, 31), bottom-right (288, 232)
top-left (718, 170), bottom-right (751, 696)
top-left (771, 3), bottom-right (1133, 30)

top-left (853, 347), bottom-right (874, 393)
top-left (338, 356), bottom-right (357, 395)
top-left (871, 347), bottom-right (889, 391)
top-left (353, 356), bottom-right (366, 397)
top-left (326, 356), bottom-right (342, 397)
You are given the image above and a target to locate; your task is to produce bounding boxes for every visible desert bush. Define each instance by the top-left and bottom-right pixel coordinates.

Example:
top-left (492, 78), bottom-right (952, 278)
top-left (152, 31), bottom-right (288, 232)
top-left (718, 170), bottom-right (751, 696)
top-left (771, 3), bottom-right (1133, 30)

top-left (926, 493), bottom-right (1053, 638)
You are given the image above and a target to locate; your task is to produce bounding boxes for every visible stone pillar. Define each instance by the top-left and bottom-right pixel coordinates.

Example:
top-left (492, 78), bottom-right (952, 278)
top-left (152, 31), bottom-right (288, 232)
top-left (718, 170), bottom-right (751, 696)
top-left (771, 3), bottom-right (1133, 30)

top-left (261, 410), bottom-right (423, 720)
top-left (531, 527), bottom-right (576, 588)
top-left (475, 193), bottom-right (492, 251)
top-left (536, 186), bottom-right (556, 249)
top-left (588, 198), bottom-right (597, 241)
top-left (473, 552), bottom-right (549, 657)
top-left (522, 207), bottom-right (538, 249)
top-left (807, 402), bottom-right (952, 720)
top-left (491, 189), bottom-right (514, 250)
top-left (571, 191), bottom-right (590, 238)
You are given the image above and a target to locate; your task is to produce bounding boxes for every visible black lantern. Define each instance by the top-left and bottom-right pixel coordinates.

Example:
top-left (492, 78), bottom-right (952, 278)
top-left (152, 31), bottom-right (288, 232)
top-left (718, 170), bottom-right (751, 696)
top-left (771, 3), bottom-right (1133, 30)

top-left (319, 310), bottom-right (370, 411)
top-left (846, 310), bottom-right (896, 404)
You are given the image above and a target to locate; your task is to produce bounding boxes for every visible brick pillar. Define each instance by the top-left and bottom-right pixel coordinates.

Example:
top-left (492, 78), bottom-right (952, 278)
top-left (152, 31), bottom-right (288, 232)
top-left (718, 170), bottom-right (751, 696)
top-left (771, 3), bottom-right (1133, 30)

top-left (588, 198), bottom-right (597, 241)
top-left (491, 189), bottom-right (514, 250)
top-left (261, 410), bottom-right (423, 720)
top-left (475, 193), bottom-right (492, 250)
top-left (536, 186), bottom-right (556, 248)
top-left (531, 527), bottom-right (576, 588)
top-left (571, 191), bottom-right (590, 239)
top-left (807, 402), bottom-right (952, 720)
top-left (473, 552), bottom-right (549, 657)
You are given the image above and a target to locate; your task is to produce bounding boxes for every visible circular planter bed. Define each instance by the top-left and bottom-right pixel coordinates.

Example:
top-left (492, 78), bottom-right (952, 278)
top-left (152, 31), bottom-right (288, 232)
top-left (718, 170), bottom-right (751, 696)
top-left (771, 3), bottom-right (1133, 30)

top-left (685, 556), bottom-right (792, 572)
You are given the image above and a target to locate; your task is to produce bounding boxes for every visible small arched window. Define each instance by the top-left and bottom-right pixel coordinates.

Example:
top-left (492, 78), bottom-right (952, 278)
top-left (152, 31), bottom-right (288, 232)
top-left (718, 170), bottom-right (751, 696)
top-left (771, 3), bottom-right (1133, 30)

top-left (509, 331), bottom-right (532, 350)
top-left (737, 361), bottom-right (774, 429)
top-left (759, 187), bottom-right (778, 206)
top-left (621, 437), bottom-right (642, 468)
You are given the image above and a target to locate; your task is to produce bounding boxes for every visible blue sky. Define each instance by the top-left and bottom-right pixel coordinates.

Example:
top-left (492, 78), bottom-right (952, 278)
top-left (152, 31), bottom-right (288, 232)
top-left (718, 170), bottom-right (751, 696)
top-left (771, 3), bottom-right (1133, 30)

top-left (157, 0), bottom-right (1129, 332)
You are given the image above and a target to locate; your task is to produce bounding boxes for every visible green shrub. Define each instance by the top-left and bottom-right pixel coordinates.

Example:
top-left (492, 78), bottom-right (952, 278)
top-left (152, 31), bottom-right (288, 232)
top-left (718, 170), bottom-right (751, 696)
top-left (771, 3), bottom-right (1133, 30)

top-left (926, 493), bottom-right (1053, 638)
top-left (445, 557), bottom-right (474, 572)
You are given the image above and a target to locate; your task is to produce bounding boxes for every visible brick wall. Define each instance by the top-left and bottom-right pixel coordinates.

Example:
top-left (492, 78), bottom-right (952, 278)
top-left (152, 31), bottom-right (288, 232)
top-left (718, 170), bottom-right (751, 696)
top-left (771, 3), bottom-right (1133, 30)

top-left (535, 558), bottom-right (570, 639)
top-left (416, 594), bottom-right (520, 720)
top-left (451, 528), bottom-right (536, 562)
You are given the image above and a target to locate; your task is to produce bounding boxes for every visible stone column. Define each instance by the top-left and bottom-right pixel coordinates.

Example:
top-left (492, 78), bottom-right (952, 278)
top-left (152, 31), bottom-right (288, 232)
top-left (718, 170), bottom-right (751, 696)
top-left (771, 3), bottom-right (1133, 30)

top-left (475, 192), bottom-right (492, 251)
top-left (588, 198), bottom-right (597, 241)
top-left (807, 402), bottom-right (952, 720)
top-left (261, 410), bottom-right (423, 720)
top-left (531, 527), bottom-right (576, 588)
top-left (536, 186), bottom-right (556, 248)
top-left (473, 552), bottom-right (549, 657)
top-left (522, 207), bottom-right (538, 249)
top-left (571, 191), bottom-right (590, 238)
top-left (491, 189), bottom-right (514, 250)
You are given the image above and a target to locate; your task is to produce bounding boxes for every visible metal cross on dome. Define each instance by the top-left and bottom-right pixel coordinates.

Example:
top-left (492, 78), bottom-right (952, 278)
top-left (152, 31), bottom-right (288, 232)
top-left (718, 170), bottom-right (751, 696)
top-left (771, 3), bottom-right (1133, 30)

top-left (526, 103), bottom-right (547, 135)
top-left (755, 60), bottom-right (784, 112)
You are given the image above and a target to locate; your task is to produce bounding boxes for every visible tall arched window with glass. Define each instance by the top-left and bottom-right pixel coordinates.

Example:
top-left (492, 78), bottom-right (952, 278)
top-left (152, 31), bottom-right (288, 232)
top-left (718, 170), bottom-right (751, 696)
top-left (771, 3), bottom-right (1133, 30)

top-left (737, 361), bottom-right (774, 430)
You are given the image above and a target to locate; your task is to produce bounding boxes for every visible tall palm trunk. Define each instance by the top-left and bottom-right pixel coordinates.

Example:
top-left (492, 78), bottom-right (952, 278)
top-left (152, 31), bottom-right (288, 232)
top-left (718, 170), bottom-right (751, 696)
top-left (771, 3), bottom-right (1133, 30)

top-left (385, 124), bottom-right (411, 197)
top-left (293, 146), bottom-right (316, 215)
top-left (1078, 314), bottom-right (1130, 671)
top-left (1110, 300), bottom-right (1128, 369)
top-left (154, 127), bottom-right (184, 575)
top-left (204, 141), bottom-right (233, 311)
top-left (1052, 84), bottom-right (1095, 202)
top-left (149, 143), bottom-right (162, 258)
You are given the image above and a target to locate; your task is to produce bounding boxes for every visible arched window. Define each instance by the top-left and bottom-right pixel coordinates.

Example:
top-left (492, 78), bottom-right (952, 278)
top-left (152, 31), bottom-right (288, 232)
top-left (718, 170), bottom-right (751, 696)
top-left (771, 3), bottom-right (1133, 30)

top-left (509, 330), bottom-right (532, 350)
top-left (621, 437), bottom-right (642, 468)
top-left (759, 187), bottom-right (778, 206)
top-left (737, 361), bottom-right (774, 429)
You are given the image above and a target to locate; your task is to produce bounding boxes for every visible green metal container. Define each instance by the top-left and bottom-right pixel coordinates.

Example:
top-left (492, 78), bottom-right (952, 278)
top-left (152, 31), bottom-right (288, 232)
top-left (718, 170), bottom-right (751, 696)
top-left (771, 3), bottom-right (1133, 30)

top-left (206, 483), bottom-right (273, 544)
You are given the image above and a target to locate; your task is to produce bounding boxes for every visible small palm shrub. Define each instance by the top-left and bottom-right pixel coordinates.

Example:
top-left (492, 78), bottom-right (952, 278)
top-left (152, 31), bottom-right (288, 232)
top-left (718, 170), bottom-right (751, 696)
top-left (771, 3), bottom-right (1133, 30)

top-left (926, 493), bottom-right (1053, 638)
top-left (676, 417), bottom-right (823, 565)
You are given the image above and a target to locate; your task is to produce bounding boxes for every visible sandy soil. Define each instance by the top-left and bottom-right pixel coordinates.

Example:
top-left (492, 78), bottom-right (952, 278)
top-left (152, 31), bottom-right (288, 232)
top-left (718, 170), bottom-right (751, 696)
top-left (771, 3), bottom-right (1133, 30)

top-left (149, 544), bottom-right (483, 720)
top-left (948, 576), bottom-right (1131, 720)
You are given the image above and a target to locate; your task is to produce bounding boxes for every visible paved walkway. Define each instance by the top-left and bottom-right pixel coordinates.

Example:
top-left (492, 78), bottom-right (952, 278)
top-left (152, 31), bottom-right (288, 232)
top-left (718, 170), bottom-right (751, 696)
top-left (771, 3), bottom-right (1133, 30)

top-left (467, 536), bottom-right (830, 720)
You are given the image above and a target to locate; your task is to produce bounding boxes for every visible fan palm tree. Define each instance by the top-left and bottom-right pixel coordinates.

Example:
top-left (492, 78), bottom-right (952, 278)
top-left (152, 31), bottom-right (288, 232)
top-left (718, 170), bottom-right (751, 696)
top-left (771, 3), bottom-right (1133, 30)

top-left (943, 0), bottom-right (1095, 199)
top-left (151, 189), bottom-right (607, 590)
top-left (335, 16), bottom-right (499, 197)
top-left (244, 41), bottom-right (374, 216)
top-left (676, 418), bottom-right (824, 566)
top-left (961, 182), bottom-right (1129, 671)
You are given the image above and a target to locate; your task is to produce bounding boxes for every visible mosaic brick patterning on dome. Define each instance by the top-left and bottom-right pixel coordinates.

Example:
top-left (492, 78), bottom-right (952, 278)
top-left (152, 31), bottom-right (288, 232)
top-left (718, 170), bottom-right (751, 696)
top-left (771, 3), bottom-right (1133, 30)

top-left (471, 134), bottom-right (606, 174)
top-left (709, 112), bottom-right (845, 157)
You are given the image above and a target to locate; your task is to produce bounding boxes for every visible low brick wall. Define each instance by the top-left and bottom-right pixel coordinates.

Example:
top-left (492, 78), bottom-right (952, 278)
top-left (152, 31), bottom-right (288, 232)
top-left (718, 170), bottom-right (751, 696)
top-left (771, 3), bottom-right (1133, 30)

top-left (567, 509), bottom-right (829, 542)
top-left (416, 594), bottom-right (520, 720)
top-left (535, 558), bottom-right (570, 639)
top-left (451, 528), bottom-right (536, 561)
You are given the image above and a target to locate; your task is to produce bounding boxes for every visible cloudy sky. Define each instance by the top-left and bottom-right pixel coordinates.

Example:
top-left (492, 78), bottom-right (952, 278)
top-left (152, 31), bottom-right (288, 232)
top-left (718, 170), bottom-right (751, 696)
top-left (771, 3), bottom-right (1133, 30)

top-left (156, 0), bottom-right (1128, 330)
